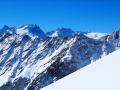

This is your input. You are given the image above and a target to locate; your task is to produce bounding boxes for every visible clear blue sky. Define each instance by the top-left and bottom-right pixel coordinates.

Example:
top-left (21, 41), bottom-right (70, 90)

top-left (0, 0), bottom-right (120, 32)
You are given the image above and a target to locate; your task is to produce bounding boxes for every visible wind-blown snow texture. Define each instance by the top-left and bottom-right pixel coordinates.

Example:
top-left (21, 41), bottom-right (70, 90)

top-left (0, 24), bottom-right (120, 90)
top-left (42, 49), bottom-right (120, 90)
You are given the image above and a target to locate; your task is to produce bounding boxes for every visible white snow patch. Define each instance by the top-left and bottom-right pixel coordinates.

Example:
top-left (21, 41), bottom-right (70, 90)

top-left (51, 31), bottom-right (58, 37)
top-left (85, 32), bottom-right (108, 39)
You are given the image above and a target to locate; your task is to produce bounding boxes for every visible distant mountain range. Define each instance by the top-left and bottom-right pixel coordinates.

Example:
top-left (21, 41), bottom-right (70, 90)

top-left (0, 24), bottom-right (120, 90)
top-left (0, 24), bottom-right (108, 39)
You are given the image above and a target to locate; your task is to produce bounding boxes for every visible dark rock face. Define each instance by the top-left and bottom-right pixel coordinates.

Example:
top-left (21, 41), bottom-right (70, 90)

top-left (0, 78), bottom-right (30, 90)
top-left (12, 78), bottom-right (30, 90)
top-left (0, 26), bottom-right (120, 90)
top-left (0, 82), bottom-right (12, 90)
top-left (108, 30), bottom-right (120, 40)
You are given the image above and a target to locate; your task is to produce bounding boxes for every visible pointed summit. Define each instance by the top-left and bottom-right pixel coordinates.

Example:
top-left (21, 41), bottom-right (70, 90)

top-left (107, 29), bottom-right (120, 40)
top-left (0, 25), bottom-right (14, 34)
top-left (16, 24), bottom-right (47, 39)
top-left (2, 25), bottom-right (10, 30)
top-left (47, 28), bottom-right (75, 37)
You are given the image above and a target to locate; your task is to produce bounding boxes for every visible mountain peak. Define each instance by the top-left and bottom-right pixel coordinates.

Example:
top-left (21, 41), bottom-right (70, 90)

top-left (0, 25), bottom-right (14, 34)
top-left (47, 28), bottom-right (75, 37)
top-left (18, 24), bottom-right (38, 29)
top-left (2, 25), bottom-right (10, 30)
top-left (16, 24), bottom-right (47, 39)
top-left (0, 24), bottom-right (47, 39)
top-left (107, 29), bottom-right (120, 41)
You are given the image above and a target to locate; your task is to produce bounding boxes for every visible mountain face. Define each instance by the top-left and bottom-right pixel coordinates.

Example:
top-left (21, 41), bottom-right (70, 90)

top-left (0, 24), bottom-right (119, 90)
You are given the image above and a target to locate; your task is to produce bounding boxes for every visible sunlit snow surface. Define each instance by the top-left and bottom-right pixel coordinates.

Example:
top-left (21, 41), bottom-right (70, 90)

top-left (84, 32), bottom-right (109, 39)
top-left (42, 49), bottom-right (120, 90)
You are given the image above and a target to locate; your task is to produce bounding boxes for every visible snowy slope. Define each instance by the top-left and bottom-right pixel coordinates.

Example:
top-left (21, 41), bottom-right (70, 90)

top-left (41, 49), bottom-right (120, 90)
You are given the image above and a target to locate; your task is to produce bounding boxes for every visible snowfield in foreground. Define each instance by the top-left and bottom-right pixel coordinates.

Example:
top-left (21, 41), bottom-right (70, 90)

top-left (42, 49), bottom-right (120, 90)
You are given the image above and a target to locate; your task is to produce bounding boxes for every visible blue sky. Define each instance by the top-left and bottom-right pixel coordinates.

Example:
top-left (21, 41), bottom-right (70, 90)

top-left (0, 0), bottom-right (120, 32)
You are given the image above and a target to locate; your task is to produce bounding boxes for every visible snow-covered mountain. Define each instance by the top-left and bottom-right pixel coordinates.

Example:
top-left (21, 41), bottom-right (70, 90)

top-left (0, 24), bottom-right (47, 39)
top-left (46, 28), bottom-right (75, 37)
top-left (46, 29), bottom-right (109, 39)
top-left (16, 24), bottom-right (47, 39)
top-left (41, 49), bottom-right (120, 90)
top-left (0, 24), bottom-right (120, 90)
top-left (0, 25), bottom-right (15, 34)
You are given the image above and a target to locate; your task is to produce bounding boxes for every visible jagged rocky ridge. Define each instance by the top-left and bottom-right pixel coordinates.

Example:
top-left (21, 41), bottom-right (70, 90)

top-left (0, 24), bottom-right (120, 90)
